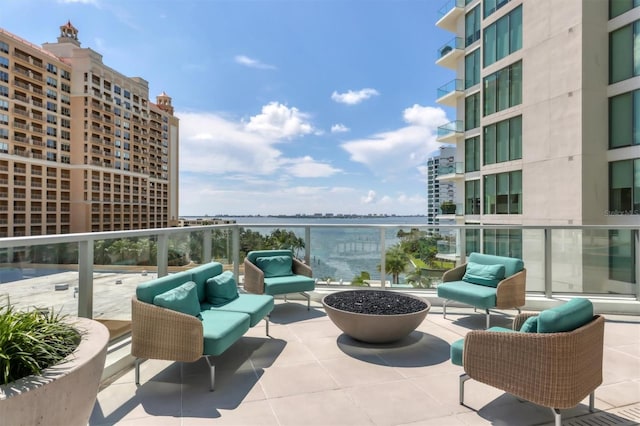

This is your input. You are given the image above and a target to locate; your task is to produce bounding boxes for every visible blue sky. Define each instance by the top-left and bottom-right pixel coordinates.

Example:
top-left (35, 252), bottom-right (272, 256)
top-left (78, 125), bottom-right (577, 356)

top-left (2, 0), bottom-right (454, 216)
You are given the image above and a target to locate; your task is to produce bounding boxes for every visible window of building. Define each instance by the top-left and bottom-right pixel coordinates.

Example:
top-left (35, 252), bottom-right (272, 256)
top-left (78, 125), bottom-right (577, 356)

top-left (61, 130), bottom-right (70, 140)
top-left (46, 88), bottom-right (57, 100)
top-left (484, 6), bottom-right (522, 67)
top-left (61, 69), bottom-right (70, 80)
top-left (0, 113), bottom-right (7, 125)
top-left (61, 118), bottom-right (70, 129)
top-left (0, 100), bottom-right (7, 111)
top-left (46, 76), bottom-right (57, 88)
top-left (465, 229), bottom-right (480, 255)
top-left (0, 85), bottom-right (6, 97)
top-left (61, 155), bottom-right (70, 164)
top-left (465, 136), bottom-right (480, 172)
top-left (0, 42), bottom-right (8, 54)
top-left (484, 0), bottom-right (511, 18)
top-left (483, 61), bottom-right (522, 116)
top-left (61, 82), bottom-right (71, 93)
top-left (610, 20), bottom-right (640, 83)
top-left (483, 115), bottom-right (522, 164)
top-left (465, 180), bottom-right (481, 214)
top-left (46, 152), bottom-right (56, 162)
top-left (483, 229), bottom-right (522, 258)
top-left (114, 85), bottom-right (121, 95)
top-left (0, 57), bottom-right (7, 69)
top-left (610, 0), bottom-right (640, 19)
top-left (46, 63), bottom-right (57, 74)
top-left (610, 89), bottom-right (640, 148)
top-left (465, 93), bottom-right (481, 130)
top-left (465, 6), bottom-right (481, 47)
top-left (46, 101), bottom-right (57, 112)
top-left (46, 126), bottom-right (57, 137)
top-left (465, 49), bottom-right (481, 89)
top-left (0, 71), bottom-right (7, 83)
top-left (46, 114), bottom-right (56, 124)
top-left (124, 89), bottom-right (131, 99)
top-left (484, 170), bottom-right (522, 214)
top-left (609, 158), bottom-right (640, 214)
top-left (0, 142), bottom-right (7, 152)
top-left (609, 230), bottom-right (637, 283)
top-left (46, 139), bottom-right (56, 148)
top-left (0, 128), bottom-right (7, 140)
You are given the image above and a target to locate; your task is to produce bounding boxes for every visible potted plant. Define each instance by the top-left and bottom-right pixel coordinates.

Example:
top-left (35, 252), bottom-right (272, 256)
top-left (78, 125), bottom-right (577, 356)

top-left (440, 201), bottom-right (457, 214)
top-left (0, 303), bottom-right (109, 426)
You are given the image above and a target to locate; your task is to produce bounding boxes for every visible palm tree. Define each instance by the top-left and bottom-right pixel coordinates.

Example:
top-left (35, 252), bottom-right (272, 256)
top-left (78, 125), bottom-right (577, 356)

top-left (405, 268), bottom-right (433, 288)
top-left (378, 245), bottom-right (410, 284)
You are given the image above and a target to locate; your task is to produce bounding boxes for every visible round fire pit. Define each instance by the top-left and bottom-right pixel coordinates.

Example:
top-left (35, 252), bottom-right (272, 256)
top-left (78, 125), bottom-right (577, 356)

top-left (322, 290), bottom-right (431, 343)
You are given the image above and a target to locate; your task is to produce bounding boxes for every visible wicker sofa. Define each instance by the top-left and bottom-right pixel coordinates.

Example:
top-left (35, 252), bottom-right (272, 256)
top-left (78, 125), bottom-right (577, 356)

top-left (437, 252), bottom-right (526, 328)
top-left (243, 249), bottom-right (315, 310)
top-left (131, 262), bottom-right (274, 391)
top-left (451, 298), bottom-right (605, 426)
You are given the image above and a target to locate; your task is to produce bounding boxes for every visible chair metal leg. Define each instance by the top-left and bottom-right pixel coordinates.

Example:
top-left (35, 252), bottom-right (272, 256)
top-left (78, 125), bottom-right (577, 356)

top-left (459, 373), bottom-right (470, 405)
top-left (300, 292), bottom-right (310, 310)
top-left (589, 391), bottom-right (595, 412)
top-left (485, 309), bottom-right (491, 329)
top-left (205, 356), bottom-right (216, 391)
top-left (443, 299), bottom-right (448, 319)
top-left (265, 315), bottom-right (270, 336)
top-left (135, 358), bottom-right (142, 385)
top-left (552, 408), bottom-right (561, 426)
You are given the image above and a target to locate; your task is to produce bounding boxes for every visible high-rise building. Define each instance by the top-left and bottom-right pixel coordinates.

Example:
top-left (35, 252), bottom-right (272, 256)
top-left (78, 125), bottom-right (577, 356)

top-left (426, 146), bottom-right (458, 226)
top-left (434, 0), bottom-right (638, 293)
top-left (0, 22), bottom-right (179, 237)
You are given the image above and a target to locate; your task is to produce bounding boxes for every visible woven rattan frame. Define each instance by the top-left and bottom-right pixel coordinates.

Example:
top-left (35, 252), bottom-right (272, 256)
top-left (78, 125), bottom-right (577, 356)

top-left (463, 314), bottom-right (605, 409)
top-left (243, 256), bottom-right (312, 295)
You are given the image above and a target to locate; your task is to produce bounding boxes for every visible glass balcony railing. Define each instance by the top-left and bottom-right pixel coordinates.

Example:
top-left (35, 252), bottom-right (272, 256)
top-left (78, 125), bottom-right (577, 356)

top-left (437, 120), bottom-right (464, 138)
top-left (0, 223), bottom-right (637, 343)
top-left (437, 162), bottom-right (464, 176)
top-left (436, 37), bottom-right (464, 60)
top-left (437, 0), bottom-right (465, 18)
top-left (437, 78), bottom-right (463, 98)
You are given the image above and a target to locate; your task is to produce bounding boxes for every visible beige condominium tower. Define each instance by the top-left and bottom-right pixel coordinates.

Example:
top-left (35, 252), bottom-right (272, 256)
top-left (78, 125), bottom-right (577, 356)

top-left (434, 0), bottom-right (638, 294)
top-left (0, 21), bottom-right (179, 237)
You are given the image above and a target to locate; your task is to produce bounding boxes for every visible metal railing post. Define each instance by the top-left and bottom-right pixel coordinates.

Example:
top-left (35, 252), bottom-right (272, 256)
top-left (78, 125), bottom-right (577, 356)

top-left (77, 240), bottom-right (93, 319)
top-left (157, 234), bottom-right (168, 278)
top-left (544, 228), bottom-right (552, 298)
top-left (635, 229), bottom-right (640, 301)
top-left (232, 226), bottom-right (240, 279)
top-left (380, 228), bottom-right (386, 289)
top-left (305, 226), bottom-right (311, 265)
top-left (203, 230), bottom-right (212, 263)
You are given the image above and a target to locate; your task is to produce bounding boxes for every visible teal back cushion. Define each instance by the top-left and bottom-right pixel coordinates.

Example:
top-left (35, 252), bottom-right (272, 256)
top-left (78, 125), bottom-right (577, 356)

top-left (189, 262), bottom-right (224, 302)
top-left (153, 281), bottom-right (201, 317)
top-left (247, 250), bottom-right (295, 264)
top-left (468, 252), bottom-right (524, 278)
top-left (136, 272), bottom-right (190, 304)
top-left (206, 271), bottom-right (239, 306)
top-left (255, 255), bottom-right (293, 278)
top-left (462, 262), bottom-right (506, 287)
top-left (519, 316), bottom-right (538, 333)
top-left (538, 298), bottom-right (594, 333)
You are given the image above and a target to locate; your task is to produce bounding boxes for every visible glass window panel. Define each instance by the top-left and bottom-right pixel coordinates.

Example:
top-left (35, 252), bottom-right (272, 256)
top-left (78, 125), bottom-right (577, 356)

top-left (496, 120), bottom-right (509, 162)
top-left (484, 174), bottom-right (496, 214)
top-left (509, 116), bottom-right (522, 160)
top-left (483, 74), bottom-right (497, 116)
top-left (610, 160), bottom-right (633, 212)
top-left (635, 158), bottom-right (640, 212)
top-left (465, 137), bottom-right (480, 172)
top-left (465, 93), bottom-right (480, 130)
top-left (483, 125), bottom-right (496, 165)
top-left (635, 90), bottom-right (640, 146)
top-left (510, 170), bottom-right (522, 213)
top-left (509, 61), bottom-right (522, 107)
top-left (496, 173), bottom-right (509, 213)
top-left (496, 229), bottom-right (510, 256)
top-left (610, 92), bottom-right (633, 148)
top-left (496, 18), bottom-right (509, 61)
top-left (484, 24), bottom-right (496, 67)
top-left (610, 0), bottom-right (634, 19)
top-left (465, 7), bottom-right (480, 47)
top-left (510, 6), bottom-right (523, 53)
top-left (465, 50), bottom-right (480, 89)
top-left (497, 68), bottom-right (510, 111)
top-left (483, 229), bottom-right (496, 255)
top-left (635, 21), bottom-right (640, 77)
top-left (509, 229), bottom-right (523, 258)
top-left (484, 0), bottom-right (497, 18)
top-left (610, 24), bottom-right (633, 84)
top-left (609, 230), bottom-right (636, 283)
top-left (466, 229), bottom-right (480, 255)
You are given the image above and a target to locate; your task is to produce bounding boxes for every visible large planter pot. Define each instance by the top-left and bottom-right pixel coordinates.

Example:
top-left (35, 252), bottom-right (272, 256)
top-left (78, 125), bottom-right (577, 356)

top-left (0, 317), bottom-right (109, 426)
top-left (322, 290), bottom-right (431, 343)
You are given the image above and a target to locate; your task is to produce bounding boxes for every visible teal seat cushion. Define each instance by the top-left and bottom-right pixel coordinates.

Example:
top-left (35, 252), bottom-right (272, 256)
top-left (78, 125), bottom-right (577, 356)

top-left (136, 272), bottom-right (191, 304)
top-left (519, 316), bottom-right (538, 333)
top-left (468, 252), bottom-right (524, 278)
top-left (205, 271), bottom-right (239, 306)
top-left (450, 327), bottom-right (513, 366)
top-left (538, 298), bottom-right (594, 333)
top-left (200, 310), bottom-right (250, 356)
top-left (189, 262), bottom-right (224, 302)
top-left (203, 294), bottom-right (274, 327)
top-left (451, 338), bottom-right (464, 366)
top-left (256, 255), bottom-right (293, 278)
top-left (437, 281), bottom-right (497, 309)
top-left (153, 281), bottom-right (201, 317)
top-left (264, 275), bottom-right (315, 295)
top-left (462, 262), bottom-right (506, 288)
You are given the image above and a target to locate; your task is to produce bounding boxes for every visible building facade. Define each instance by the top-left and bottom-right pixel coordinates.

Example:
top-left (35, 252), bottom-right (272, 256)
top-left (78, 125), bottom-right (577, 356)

top-left (0, 22), bottom-right (178, 237)
top-left (434, 0), bottom-right (638, 293)
top-left (426, 146), bottom-right (458, 226)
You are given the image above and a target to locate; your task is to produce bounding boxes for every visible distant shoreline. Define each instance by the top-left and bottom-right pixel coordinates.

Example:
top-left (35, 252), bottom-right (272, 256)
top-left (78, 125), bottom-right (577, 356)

top-left (182, 214), bottom-right (427, 219)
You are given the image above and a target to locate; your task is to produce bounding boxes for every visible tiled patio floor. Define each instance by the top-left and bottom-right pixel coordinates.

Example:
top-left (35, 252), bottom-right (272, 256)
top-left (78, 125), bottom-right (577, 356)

top-left (90, 300), bottom-right (640, 426)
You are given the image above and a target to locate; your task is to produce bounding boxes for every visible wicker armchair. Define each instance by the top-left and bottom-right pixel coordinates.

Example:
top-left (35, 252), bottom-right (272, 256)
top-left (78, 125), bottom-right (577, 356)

top-left (459, 312), bottom-right (605, 426)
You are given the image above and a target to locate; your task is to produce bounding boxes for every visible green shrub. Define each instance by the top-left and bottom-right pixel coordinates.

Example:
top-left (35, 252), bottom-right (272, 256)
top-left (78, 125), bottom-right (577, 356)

top-left (0, 304), bottom-right (80, 385)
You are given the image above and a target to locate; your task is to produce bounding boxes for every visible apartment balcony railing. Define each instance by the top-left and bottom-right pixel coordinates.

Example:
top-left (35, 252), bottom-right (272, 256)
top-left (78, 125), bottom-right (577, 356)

top-left (435, 37), bottom-right (464, 69)
top-left (436, 0), bottom-right (465, 33)
top-left (436, 162), bottom-right (464, 180)
top-left (436, 79), bottom-right (464, 107)
top-left (436, 120), bottom-right (464, 142)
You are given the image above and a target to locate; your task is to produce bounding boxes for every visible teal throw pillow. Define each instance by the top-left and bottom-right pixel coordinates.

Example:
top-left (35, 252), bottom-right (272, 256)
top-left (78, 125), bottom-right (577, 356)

top-left (538, 298), bottom-right (594, 333)
top-left (256, 255), bottom-right (293, 278)
top-left (519, 316), bottom-right (538, 333)
top-left (462, 262), bottom-right (506, 287)
top-left (206, 271), bottom-right (239, 306)
top-left (153, 281), bottom-right (201, 317)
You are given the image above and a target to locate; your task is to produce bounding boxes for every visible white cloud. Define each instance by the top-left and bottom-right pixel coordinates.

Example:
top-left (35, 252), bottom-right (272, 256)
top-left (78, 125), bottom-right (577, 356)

top-left (362, 190), bottom-right (377, 203)
top-left (331, 88), bottom-right (379, 105)
top-left (234, 55), bottom-right (276, 70)
top-left (341, 105), bottom-right (448, 179)
top-left (331, 123), bottom-right (350, 133)
top-left (245, 102), bottom-right (314, 140)
top-left (283, 156), bottom-right (341, 178)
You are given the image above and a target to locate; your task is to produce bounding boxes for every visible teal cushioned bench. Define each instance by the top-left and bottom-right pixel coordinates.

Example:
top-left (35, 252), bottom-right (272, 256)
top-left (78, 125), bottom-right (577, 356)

top-left (437, 252), bottom-right (526, 328)
top-left (132, 262), bottom-right (274, 391)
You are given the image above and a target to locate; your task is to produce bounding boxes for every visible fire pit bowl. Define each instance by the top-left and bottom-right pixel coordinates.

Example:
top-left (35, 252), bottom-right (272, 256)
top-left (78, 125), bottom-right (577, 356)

top-left (322, 290), bottom-right (431, 343)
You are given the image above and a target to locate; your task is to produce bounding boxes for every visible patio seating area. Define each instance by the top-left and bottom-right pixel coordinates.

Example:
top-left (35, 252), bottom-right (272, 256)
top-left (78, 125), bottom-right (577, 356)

top-left (90, 299), bottom-right (640, 426)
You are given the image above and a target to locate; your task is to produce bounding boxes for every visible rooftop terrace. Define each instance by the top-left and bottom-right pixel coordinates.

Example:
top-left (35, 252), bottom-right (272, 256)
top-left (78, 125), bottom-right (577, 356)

top-left (90, 299), bottom-right (640, 426)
